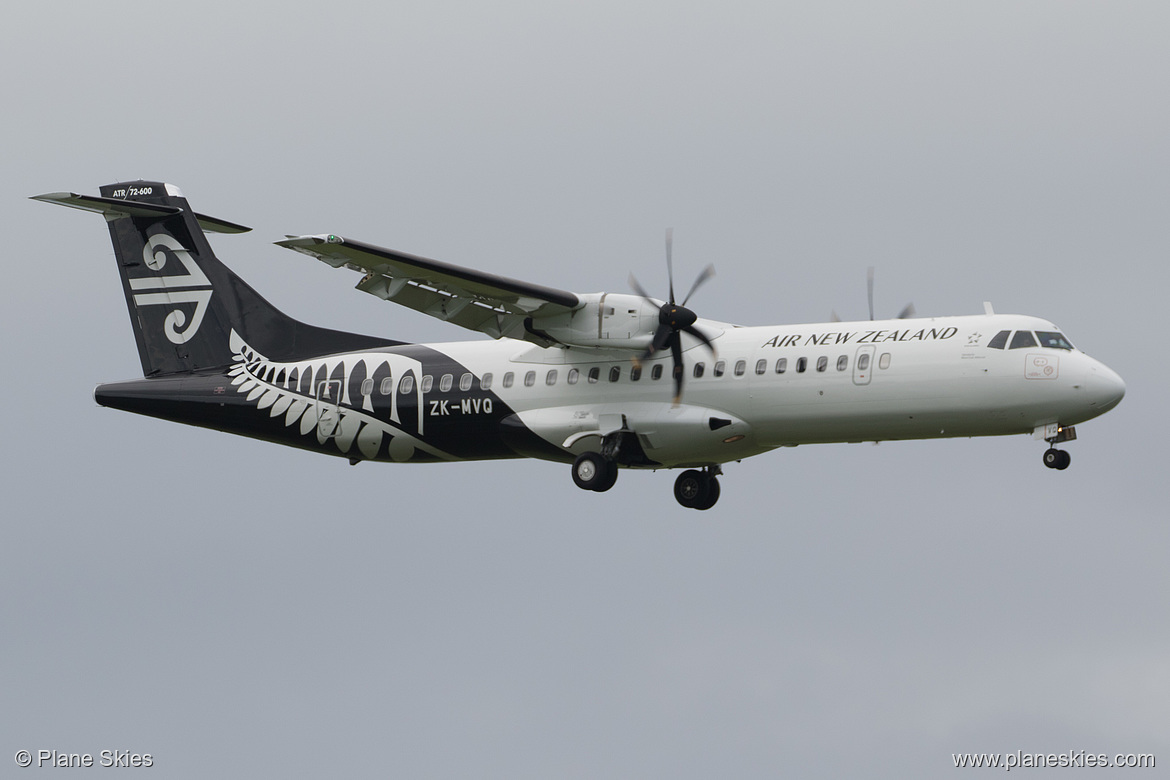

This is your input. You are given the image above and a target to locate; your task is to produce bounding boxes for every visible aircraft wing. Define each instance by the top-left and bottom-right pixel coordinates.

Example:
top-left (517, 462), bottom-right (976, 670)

top-left (277, 234), bottom-right (581, 345)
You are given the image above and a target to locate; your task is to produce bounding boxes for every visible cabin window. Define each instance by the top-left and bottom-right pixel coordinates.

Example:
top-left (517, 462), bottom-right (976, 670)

top-left (421, 375), bottom-right (433, 393)
top-left (693, 362), bottom-right (705, 378)
top-left (545, 370), bottom-right (558, 386)
top-left (481, 373), bottom-right (493, 391)
top-left (987, 330), bottom-right (1010, 349)
top-left (524, 370), bottom-right (536, 387)
top-left (755, 359), bottom-right (767, 375)
top-left (630, 364), bottom-right (642, 381)
top-left (1009, 330), bottom-right (1038, 349)
top-left (857, 353), bottom-right (870, 371)
top-left (734, 360), bottom-right (747, 377)
top-left (775, 358), bottom-right (787, 374)
top-left (836, 355), bottom-right (848, 371)
top-left (439, 374), bottom-right (453, 392)
top-left (460, 373), bottom-right (473, 391)
top-left (713, 360), bottom-right (726, 377)
top-left (651, 364), bottom-right (663, 380)
top-left (379, 377), bottom-right (393, 395)
top-left (796, 357), bottom-right (807, 373)
top-left (399, 375), bottom-right (415, 394)
top-left (588, 366), bottom-right (600, 383)
top-left (502, 372), bottom-right (514, 389)
top-left (1035, 331), bottom-right (1074, 350)
top-left (816, 356), bottom-right (828, 372)
top-left (361, 377), bottom-right (374, 396)
top-left (567, 368), bottom-right (579, 385)
top-left (879, 353), bottom-right (891, 369)
top-left (609, 366), bottom-right (621, 382)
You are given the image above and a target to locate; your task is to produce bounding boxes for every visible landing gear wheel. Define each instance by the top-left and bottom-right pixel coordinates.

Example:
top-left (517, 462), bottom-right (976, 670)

top-left (1043, 448), bottom-right (1071, 470)
top-left (692, 476), bottom-right (720, 510)
top-left (674, 469), bottom-right (720, 509)
top-left (1055, 450), bottom-right (1071, 470)
top-left (572, 452), bottom-right (618, 492)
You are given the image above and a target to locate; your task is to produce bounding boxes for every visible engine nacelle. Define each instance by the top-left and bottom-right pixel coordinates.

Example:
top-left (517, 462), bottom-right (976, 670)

top-left (530, 293), bottom-right (659, 350)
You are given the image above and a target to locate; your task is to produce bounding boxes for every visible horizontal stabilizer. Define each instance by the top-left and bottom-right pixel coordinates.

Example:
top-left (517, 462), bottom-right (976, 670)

top-left (31, 192), bottom-right (251, 234)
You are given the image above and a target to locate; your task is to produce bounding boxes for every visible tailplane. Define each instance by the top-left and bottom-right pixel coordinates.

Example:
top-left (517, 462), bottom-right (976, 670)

top-left (34, 181), bottom-right (399, 375)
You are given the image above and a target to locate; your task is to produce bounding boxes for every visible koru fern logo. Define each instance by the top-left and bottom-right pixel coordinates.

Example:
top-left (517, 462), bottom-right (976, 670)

top-left (129, 233), bottom-right (213, 344)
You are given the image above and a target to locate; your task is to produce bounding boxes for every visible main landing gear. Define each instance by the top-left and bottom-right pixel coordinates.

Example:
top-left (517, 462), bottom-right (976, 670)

top-left (673, 466), bottom-right (721, 510)
top-left (569, 453), bottom-right (723, 510)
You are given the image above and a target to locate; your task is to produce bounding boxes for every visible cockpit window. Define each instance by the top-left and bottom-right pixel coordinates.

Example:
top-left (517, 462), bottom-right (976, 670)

top-left (1035, 331), bottom-right (1074, 350)
top-left (1009, 330), bottom-right (1038, 349)
top-left (986, 330), bottom-right (1010, 349)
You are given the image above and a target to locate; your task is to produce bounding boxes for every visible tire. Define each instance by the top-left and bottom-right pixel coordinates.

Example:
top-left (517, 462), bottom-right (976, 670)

top-left (674, 469), bottom-right (709, 508)
top-left (692, 476), bottom-right (721, 510)
top-left (573, 452), bottom-right (617, 491)
top-left (1055, 450), bottom-right (1071, 470)
top-left (1043, 448), bottom-right (1060, 469)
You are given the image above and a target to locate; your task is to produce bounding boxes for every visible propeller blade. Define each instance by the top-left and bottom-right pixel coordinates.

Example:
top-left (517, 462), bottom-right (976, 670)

top-left (628, 273), bottom-right (657, 307)
top-left (665, 228), bottom-right (675, 303)
top-left (680, 264), bottom-right (715, 306)
top-left (897, 302), bottom-right (917, 319)
top-left (669, 331), bottom-right (684, 405)
top-left (681, 323), bottom-right (716, 355)
top-left (867, 266), bottom-right (875, 321)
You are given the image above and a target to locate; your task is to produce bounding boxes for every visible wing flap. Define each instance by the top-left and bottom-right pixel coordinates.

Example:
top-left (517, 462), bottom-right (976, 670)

top-left (277, 234), bottom-right (581, 343)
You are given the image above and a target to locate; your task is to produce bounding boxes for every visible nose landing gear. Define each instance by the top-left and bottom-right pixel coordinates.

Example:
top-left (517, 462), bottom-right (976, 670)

top-left (1043, 447), bottom-right (1071, 470)
top-left (1037, 423), bottom-right (1076, 471)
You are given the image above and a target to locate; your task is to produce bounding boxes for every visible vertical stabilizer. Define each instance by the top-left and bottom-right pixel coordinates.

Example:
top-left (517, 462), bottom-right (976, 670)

top-left (33, 181), bottom-right (399, 375)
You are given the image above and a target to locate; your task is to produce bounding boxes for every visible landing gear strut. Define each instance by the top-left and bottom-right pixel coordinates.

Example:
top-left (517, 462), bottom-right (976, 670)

top-left (674, 467), bottom-right (721, 510)
top-left (572, 452), bottom-right (619, 492)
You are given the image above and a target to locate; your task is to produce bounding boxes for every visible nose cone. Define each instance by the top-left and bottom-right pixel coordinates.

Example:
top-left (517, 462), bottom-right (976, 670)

top-left (1085, 361), bottom-right (1126, 414)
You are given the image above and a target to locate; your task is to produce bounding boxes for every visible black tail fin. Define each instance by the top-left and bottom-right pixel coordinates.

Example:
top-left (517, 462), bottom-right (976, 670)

top-left (34, 181), bottom-right (400, 376)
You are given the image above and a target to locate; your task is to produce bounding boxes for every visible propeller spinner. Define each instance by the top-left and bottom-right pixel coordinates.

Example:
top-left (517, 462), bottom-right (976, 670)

top-left (629, 229), bottom-right (717, 404)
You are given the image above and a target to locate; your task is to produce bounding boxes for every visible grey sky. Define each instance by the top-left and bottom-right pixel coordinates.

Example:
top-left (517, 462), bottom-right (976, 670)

top-left (2, 2), bottom-right (1166, 777)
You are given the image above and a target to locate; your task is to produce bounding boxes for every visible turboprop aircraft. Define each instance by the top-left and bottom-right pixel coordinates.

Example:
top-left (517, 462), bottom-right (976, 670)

top-left (34, 181), bottom-right (1126, 509)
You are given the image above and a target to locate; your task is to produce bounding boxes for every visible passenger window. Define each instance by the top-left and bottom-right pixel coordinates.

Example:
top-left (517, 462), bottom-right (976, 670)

top-left (361, 377), bottom-right (374, 396)
top-left (755, 359), bottom-right (767, 375)
top-left (987, 330), bottom-right (1010, 349)
top-left (399, 375), bottom-right (415, 394)
top-left (630, 365), bottom-right (642, 381)
top-left (651, 364), bottom-right (663, 380)
top-left (502, 372), bottom-right (514, 389)
top-left (796, 357), bottom-right (807, 373)
top-left (567, 368), bottom-right (579, 385)
top-left (439, 374), bottom-right (453, 392)
top-left (524, 370), bottom-right (536, 387)
top-left (380, 377), bottom-right (394, 395)
top-left (1009, 330), bottom-right (1038, 349)
top-left (421, 375), bottom-right (433, 393)
top-left (857, 353), bottom-right (870, 371)
top-left (1035, 331), bottom-right (1074, 350)
top-left (545, 370), bottom-right (558, 386)
top-left (836, 355), bottom-right (848, 371)
top-left (816, 356), bottom-right (828, 372)
top-left (734, 360), bottom-right (746, 376)
top-left (459, 373), bottom-right (473, 391)
top-left (588, 367), bottom-right (600, 383)
top-left (714, 360), bottom-right (726, 377)
top-left (481, 373), bottom-right (493, 391)
top-left (609, 366), bottom-right (621, 382)
top-left (775, 358), bottom-right (787, 374)
top-left (879, 353), bottom-right (891, 369)
top-left (693, 362), bottom-right (705, 378)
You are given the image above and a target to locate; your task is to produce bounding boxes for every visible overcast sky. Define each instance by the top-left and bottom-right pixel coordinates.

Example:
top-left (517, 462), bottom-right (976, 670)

top-left (2, 2), bottom-right (1166, 777)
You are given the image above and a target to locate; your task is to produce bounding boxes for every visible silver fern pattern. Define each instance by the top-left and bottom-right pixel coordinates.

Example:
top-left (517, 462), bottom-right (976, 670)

top-left (227, 330), bottom-right (452, 462)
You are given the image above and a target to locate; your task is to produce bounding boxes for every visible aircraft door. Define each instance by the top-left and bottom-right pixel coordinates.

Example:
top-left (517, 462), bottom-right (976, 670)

top-left (853, 346), bottom-right (876, 386)
top-left (316, 379), bottom-right (343, 437)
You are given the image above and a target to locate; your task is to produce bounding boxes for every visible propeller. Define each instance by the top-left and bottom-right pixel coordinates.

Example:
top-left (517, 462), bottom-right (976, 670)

top-left (833, 267), bottom-right (915, 322)
top-left (629, 229), bottom-right (717, 405)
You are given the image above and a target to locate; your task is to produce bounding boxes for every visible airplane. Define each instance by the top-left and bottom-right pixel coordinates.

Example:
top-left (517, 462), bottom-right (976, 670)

top-left (33, 181), bottom-right (1126, 510)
